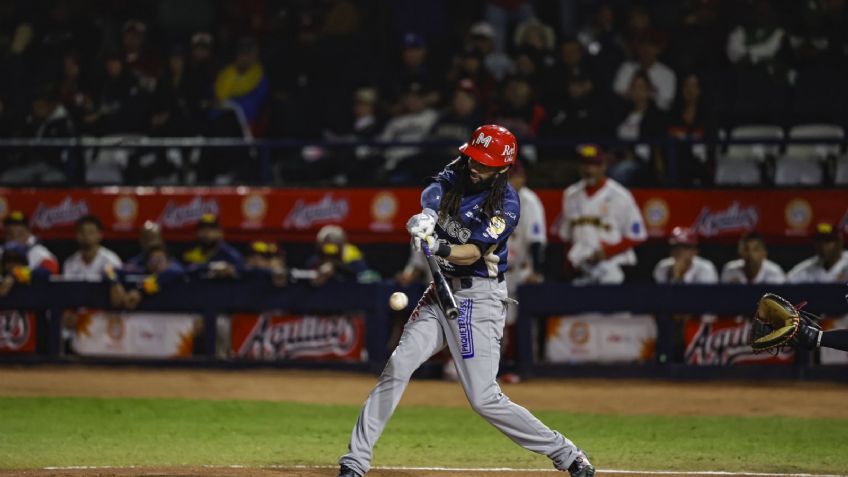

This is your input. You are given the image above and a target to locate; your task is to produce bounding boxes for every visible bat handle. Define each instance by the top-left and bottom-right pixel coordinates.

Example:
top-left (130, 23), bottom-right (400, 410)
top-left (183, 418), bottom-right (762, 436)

top-left (420, 241), bottom-right (433, 258)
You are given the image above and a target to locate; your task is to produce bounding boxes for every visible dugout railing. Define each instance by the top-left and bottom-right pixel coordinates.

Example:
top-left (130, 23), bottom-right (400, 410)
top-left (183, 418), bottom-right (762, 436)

top-left (1, 280), bottom-right (846, 381)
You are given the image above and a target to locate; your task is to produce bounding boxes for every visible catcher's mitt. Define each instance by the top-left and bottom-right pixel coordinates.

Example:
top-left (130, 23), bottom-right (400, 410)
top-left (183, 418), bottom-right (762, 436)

top-left (750, 293), bottom-right (822, 354)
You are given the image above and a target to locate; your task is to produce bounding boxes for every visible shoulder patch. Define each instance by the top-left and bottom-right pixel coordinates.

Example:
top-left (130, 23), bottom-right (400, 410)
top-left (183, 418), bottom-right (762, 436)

top-left (487, 216), bottom-right (506, 239)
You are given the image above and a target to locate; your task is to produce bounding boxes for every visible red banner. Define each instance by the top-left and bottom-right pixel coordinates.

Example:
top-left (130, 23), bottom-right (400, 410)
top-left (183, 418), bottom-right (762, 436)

top-left (0, 187), bottom-right (845, 244)
top-left (231, 313), bottom-right (365, 361)
top-left (683, 318), bottom-right (794, 365)
top-left (0, 311), bottom-right (36, 354)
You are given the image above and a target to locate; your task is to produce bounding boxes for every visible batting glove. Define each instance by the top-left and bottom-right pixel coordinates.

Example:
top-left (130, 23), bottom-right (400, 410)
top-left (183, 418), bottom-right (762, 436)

top-left (406, 208), bottom-right (437, 238)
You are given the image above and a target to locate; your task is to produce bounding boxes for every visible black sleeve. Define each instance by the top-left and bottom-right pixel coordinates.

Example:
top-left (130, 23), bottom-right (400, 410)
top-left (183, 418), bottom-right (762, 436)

top-left (821, 329), bottom-right (848, 352)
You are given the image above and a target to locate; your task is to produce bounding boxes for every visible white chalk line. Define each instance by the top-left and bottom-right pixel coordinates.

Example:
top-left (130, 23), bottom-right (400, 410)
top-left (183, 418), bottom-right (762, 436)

top-left (39, 464), bottom-right (846, 476)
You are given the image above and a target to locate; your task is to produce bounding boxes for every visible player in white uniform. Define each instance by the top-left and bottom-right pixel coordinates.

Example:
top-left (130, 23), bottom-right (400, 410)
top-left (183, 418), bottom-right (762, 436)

top-left (506, 161), bottom-right (546, 323)
top-left (787, 223), bottom-right (848, 284)
top-left (63, 215), bottom-right (123, 281)
top-left (653, 227), bottom-right (718, 284)
top-left (721, 232), bottom-right (785, 284)
top-left (559, 145), bottom-right (646, 284)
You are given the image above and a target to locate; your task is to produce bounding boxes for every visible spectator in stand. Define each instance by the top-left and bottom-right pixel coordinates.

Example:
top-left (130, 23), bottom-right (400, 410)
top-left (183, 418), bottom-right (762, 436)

top-left (184, 32), bottom-right (217, 129)
top-left (378, 81), bottom-right (439, 182)
top-left (483, 0), bottom-right (536, 54)
top-left (150, 45), bottom-right (194, 137)
top-left (491, 76), bottom-right (546, 141)
top-left (511, 46), bottom-right (546, 90)
top-left (576, 3), bottom-right (626, 89)
top-left (62, 215), bottom-right (122, 281)
top-left (622, 4), bottom-right (660, 58)
top-left (430, 79), bottom-right (483, 156)
top-left (543, 36), bottom-right (594, 105)
top-left (113, 243), bottom-right (186, 310)
top-left (513, 17), bottom-right (556, 67)
top-left (383, 32), bottom-right (440, 111)
top-left (121, 20), bottom-right (159, 93)
top-left (83, 51), bottom-right (149, 135)
top-left (609, 70), bottom-right (667, 186)
top-left (182, 214), bottom-right (244, 279)
top-left (308, 224), bottom-right (378, 285)
top-left (721, 232), bottom-right (786, 284)
top-left (243, 240), bottom-right (287, 287)
top-left (212, 37), bottom-right (268, 137)
top-left (653, 226), bottom-right (718, 284)
top-left (467, 21), bottom-right (513, 82)
top-left (1, 85), bottom-right (75, 183)
top-left (124, 220), bottom-right (164, 273)
top-left (0, 243), bottom-right (52, 297)
top-left (2, 211), bottom-right (59, 275)
top-left (559, 145), bottom-right (646, 284)
top-left (58, 52), bottom-right (92, 127)
top-left (613, 33), bottom-right (676, 111)
top-left (666, 72), bottom-right (714, 186)
top-left (444, 46), bottom-right (497, 109)
top-left (541, 70), bottom-right (603, 139)
top-left (788, 223), bottom-right (848, 283)
top-left (667, 1), bottom-right (725, 73)
top-left (726, 0), bottom-right (786, 67)
top-left (323, 87), bottom-right (383, 184)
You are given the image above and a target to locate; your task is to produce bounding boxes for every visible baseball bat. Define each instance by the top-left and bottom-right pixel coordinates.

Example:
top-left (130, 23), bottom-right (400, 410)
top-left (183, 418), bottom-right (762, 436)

top-left (421, 241), bottom-right (459, 320)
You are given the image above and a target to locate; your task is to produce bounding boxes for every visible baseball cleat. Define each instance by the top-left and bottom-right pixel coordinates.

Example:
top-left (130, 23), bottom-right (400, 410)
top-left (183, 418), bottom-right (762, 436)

top-left (567, 449), bottom-right (595, 477)
top-left (337, 464), bottom-right (363, 477)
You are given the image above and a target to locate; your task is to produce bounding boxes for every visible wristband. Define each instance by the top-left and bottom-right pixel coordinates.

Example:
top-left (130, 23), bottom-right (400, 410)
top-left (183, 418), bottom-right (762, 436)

top-left (434, 242), bottom-right (451, 257)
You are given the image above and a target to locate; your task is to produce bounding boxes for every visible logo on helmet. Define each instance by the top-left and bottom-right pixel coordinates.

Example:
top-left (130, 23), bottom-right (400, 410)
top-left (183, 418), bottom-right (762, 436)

top-left (473, 133), bottom-right (493, 148)
top-left (501, 144), bottom-right (515, 161)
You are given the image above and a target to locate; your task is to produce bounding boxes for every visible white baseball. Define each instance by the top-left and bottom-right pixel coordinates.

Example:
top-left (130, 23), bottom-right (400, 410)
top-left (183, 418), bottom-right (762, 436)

top-left (389, 292), bottom-right (409, 311)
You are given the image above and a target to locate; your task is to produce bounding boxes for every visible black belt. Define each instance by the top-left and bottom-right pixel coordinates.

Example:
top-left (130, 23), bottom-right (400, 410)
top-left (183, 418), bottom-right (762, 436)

top-left (448, 273), bottom-right (505, 290)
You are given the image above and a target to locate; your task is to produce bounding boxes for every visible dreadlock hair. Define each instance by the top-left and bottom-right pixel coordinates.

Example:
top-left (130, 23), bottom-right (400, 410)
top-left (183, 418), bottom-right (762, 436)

top-left (438, 156), bottom-right (510, 222)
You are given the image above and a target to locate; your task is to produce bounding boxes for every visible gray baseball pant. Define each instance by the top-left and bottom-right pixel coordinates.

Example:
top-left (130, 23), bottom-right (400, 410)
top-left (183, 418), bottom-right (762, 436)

top-left (339, 277), bottom-right (579, 474)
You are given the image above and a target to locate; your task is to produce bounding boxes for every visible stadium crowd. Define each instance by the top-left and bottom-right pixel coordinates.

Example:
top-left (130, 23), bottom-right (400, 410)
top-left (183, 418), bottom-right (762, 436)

top-left (1, 0), bottom-right (848, 186)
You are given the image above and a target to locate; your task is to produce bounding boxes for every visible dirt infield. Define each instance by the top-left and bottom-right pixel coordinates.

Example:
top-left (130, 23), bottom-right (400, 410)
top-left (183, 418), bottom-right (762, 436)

top-left (2, 366), bottom-right (848, 477)
top-left (1, 366), bottom-right (847, 418)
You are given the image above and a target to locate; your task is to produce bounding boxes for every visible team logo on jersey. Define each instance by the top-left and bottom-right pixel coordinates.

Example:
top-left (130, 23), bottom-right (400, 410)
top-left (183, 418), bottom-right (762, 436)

top-left (438, 216), bottom-right (472, 243)
top-left (473, 133), bottom-right (493, 148)
top-left (486, 216), bottom-right (506, 239)
top-left (457, 299), bottom-right (474, 359)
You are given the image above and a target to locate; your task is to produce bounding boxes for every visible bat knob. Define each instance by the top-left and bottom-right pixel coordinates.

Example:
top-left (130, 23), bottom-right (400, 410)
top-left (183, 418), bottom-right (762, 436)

top-left (446, 309), bottom-right (459, 320)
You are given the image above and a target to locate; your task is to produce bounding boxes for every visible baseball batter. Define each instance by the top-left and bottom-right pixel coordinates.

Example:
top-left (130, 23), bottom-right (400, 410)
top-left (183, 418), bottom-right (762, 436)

top-left (559, 145), bottom-right (646, 284)
top-left (337, 125), bottom-right (595, 477)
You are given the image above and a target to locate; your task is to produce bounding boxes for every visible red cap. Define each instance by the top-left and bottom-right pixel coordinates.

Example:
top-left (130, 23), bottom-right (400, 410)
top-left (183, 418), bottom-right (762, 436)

top-left (577, 144), bottom-right (607, 164)
top-left (669, 226), bottom-right (698, 246)
top-left (459, 124), bottom-right (517, 167)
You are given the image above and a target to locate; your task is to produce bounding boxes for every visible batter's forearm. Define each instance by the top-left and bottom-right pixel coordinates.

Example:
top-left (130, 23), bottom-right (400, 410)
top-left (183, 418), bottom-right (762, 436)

top-left (446, 244), bottom-right (482, 266)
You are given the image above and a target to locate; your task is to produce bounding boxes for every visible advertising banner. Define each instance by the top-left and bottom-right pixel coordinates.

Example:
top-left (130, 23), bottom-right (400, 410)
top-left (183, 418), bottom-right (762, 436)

top-left (231, 313), bottom-right (365, 361)
top-left (545, 313), bottom-right (656, 363)
top-left (684, 318), bottom-right (794, 365)
top-left (0, 310), bottom-right (36, 353)
top-left (0, 188), bottom-right (845, 243)
top-left (73, 311), bottom-right (197, 358)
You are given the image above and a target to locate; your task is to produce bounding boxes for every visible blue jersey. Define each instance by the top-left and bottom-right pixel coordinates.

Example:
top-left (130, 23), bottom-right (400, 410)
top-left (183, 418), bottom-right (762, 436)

top-left (421, 163), bottom-right (520, 278)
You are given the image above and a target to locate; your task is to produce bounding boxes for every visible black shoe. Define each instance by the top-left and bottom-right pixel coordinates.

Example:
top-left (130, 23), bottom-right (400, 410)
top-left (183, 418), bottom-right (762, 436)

top-left (567, 449), bottom-right (595, 477)
top-left (338, 464), bottom-right (363, 477)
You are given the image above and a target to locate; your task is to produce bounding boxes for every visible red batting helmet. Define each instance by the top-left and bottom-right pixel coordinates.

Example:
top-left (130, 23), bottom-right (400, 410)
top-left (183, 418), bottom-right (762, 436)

top-left (458, 124), bottom-right (517, 167)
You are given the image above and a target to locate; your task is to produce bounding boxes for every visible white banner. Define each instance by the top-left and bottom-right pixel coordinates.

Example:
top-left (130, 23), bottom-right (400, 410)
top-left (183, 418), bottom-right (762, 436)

top-left (820, 315), bottom-right (848, 365)
top-left (545, 313), bottom-right (657, 363)
top-left (73, 311), bottom-right (199, 358)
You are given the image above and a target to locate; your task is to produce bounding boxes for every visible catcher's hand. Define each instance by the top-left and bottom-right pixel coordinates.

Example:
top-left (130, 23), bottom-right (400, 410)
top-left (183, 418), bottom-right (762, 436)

top-left (750, 293), bottom-right (822, 353)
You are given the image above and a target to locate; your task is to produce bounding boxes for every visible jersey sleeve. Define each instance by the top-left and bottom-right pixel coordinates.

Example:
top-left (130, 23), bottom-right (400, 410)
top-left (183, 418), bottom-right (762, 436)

top-left (619, 191), bottom-right (648, 242)
top-left (525, 191), bottom-right (547, 245)
top-left (558, 189), bottom-right (572, 242)
top-left (701, 261), bottom-right (719, 284)
top-left (420, 182), bottom-right (444, 211)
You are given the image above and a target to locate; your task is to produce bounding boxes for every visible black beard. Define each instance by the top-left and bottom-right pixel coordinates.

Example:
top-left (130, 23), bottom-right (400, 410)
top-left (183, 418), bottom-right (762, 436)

top-left (463, 172), bottom-right (495, 193)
